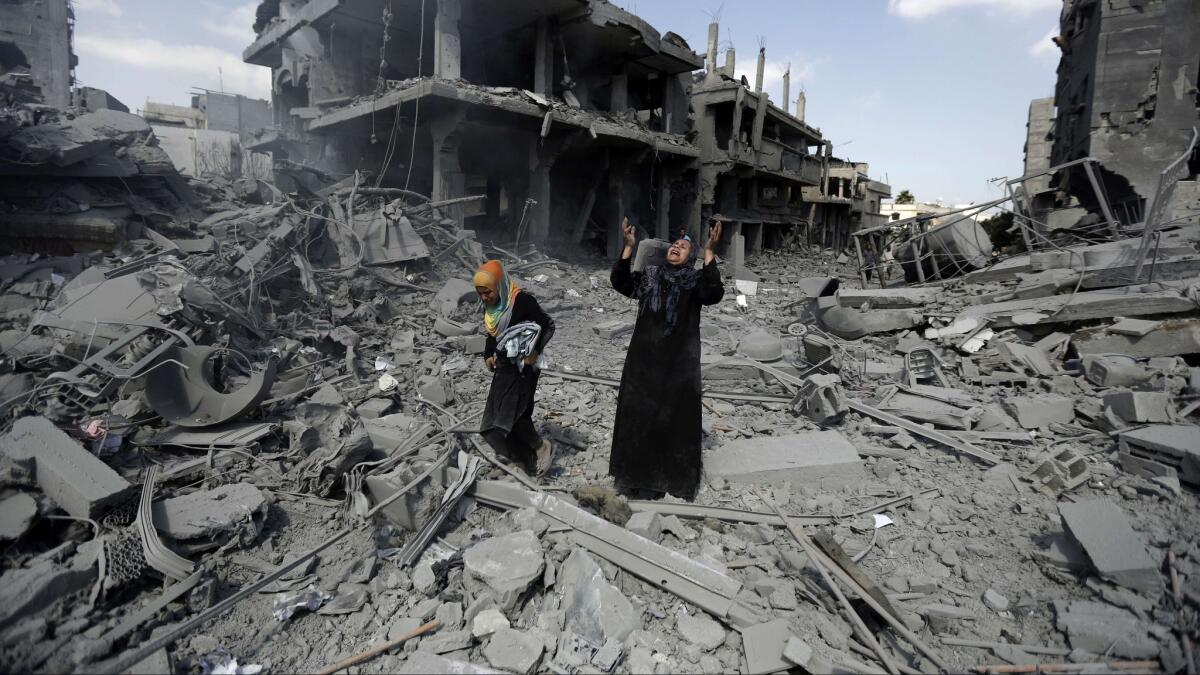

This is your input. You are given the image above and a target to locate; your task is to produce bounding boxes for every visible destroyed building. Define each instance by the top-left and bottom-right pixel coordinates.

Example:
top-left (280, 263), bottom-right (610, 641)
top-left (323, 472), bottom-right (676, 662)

top-left (691, 23), bottom-right (891, 257)
top-left (0, 0), bottom-right (76, 108)
top-left (144, 91), bottom-right (274, 180)
top-left (243, 0), bottom-right (704, 257)
top-left (1048, 0), bottom-right (1200, 225)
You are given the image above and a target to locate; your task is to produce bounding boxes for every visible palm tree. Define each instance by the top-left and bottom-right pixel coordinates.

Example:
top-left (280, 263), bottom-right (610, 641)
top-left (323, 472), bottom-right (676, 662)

top-left (895, 190), bottom-right (914, 204)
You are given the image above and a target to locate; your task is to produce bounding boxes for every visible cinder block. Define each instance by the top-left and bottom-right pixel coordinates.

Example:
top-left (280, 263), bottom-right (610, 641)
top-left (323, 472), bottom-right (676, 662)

top-left (1005, 395), bottom-right (1075, 429)
top-left (704, 430), bottom-right (864, 490)
top-left (1058, 499), bottom-right (1160, 594)
top-left (1103, 391), bottom-right (1172, 424)
top-left (2, 416), bottom-right (133, 519)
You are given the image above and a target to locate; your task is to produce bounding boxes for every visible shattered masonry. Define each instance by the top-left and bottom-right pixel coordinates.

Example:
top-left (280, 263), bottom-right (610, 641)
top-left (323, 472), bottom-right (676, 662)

top-left (0, 0), bottom-right (1199, 674)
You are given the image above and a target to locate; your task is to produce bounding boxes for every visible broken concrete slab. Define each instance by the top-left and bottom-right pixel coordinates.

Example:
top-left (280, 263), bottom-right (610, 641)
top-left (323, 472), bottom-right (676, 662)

top-left (151, 482), bottom-right (268, 547)
top-left (1073, 318), bottom-right (1200, 358)
top-left (1058, 499), bottom-right (1160, 594)
top-left (559, 548), bottom-right (639, 646)
top-left (483, 628), bottom-right (544, 674)
top-left (836, 286), bottom-right (939, 308)
top-left (463, 530), bottom-right (544, 611)
top-left (958, 286), bottom-right (1196, 328)
top-left (740, 619), bottom-right (792, 675)
top-left (1118, 425), bottom-right (1200, 486)
top-left (704, 430), bottom-right (864, 490)
top-left (1108, 318), bottom-right (1161, 337)
top-left (1054, 600), bottom-right (1161, 659)
top-left (0, 541), bottom-right (99, 630)
top-left (1103, 391), bottom-right (1173, 424)
top-left (1004, 395), bottom-right (1075, 429)
top-left (432, 278), bottom-right (478, 317)
top-left (2, 416), bottom-right (133, 519)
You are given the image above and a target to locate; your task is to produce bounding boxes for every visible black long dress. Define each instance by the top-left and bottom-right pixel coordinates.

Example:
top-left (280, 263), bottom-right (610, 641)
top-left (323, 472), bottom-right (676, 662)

top-left (609, 256), bottom-right (725, 499)
top-left (480, 292), bottom-right (555, 470)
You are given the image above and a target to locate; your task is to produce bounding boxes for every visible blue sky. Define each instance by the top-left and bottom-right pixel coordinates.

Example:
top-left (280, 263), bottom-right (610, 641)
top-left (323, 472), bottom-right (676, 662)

top-left (72, 0), bottom-right (1062, 205)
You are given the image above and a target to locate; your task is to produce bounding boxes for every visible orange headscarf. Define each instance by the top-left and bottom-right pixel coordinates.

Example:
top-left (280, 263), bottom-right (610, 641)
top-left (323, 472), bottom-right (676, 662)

top-left (474, 260), bottom-right (522, 336)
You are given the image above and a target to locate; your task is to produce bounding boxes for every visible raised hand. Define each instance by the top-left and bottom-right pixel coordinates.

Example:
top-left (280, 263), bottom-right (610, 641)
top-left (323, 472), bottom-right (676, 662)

top-left (706, 219), bottom-right (723, 252)
top-left (622, 216), bottom-right (636, 247)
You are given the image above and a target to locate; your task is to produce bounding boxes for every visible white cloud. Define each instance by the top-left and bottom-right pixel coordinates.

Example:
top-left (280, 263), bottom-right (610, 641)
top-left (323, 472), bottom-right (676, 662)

top-left (75, 34), bottom-right (271, 99)
top-left (202, 2), bottom-right (258, 45)
top-left (1029, 27), bottom-right (1059, 58)
top-left (73, 0), bottom-right (122, 17)
top-left (888, 0), bottom-right (1059, 19)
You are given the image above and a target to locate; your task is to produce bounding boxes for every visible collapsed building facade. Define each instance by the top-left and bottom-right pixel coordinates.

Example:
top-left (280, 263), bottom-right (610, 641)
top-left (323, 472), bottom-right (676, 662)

top-left (244, 0), bottom-right (704, 258)
top-left (1027, 0), bottom-right (1200, 231)
top-left (690, 23), bottom-right (891, 259)
top-left (0, 0), bottom-right (76, 108)
top-left (144, 91), bottom-right (274, 180)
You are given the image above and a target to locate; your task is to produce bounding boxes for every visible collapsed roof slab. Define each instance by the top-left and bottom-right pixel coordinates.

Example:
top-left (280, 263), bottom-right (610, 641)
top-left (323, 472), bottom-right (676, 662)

top-left (308, 79), bottom-right (699, 158)
top-left (246, 0), bottom-right (702, 74)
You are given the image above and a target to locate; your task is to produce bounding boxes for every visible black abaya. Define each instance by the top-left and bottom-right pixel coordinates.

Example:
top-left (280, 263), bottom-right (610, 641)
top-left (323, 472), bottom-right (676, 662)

top-left (480, 292), bottom-right (555, 470)
top-left (608, 256), bottom-right (725, 499)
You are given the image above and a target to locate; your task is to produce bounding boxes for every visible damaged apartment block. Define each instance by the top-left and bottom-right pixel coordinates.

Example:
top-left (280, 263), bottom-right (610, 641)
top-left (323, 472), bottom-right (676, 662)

top-left (691, 21), bottom-right (891, 269)
top-left (1023, 0), bottom-right (1200, 231)
top-left (244, 0), bottom-right (704, 257)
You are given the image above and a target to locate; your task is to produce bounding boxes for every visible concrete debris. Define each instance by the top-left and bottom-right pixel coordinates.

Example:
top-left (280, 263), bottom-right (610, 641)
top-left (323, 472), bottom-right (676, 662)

top-left (0, 2), bottom-right (1197, 674)
top-left (676, 611), bottom-right (726, 651)
top-left (1058, 499), bottom-right (1161, 594)
top-left (151, 482), bottom-right (268, 550)
top-left (2, 416), bottom-right (133, 519)
top-left (559, 548), bottom-right (639, 646)
top-left (1054, 600), bottom-right (1162, 659)
top-left (705, 430), bottom-right (864, 489)
top-left (470, 608), bottom-right (510, 639)
top-left (463, 530), bottom-right (545, 611)
top-left (482, 628), bottom-right (544, 674)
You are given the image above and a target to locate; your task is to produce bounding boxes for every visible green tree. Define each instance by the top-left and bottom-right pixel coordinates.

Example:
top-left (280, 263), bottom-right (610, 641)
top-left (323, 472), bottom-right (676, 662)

top-left (980, 211), bottom-right (1024, 253)
top-left (895, 190), bottom-right (914, 204)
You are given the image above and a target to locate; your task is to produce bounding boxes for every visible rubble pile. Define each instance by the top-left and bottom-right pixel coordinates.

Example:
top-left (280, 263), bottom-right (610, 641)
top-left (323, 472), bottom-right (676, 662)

top-left (2, 109), bottom-right (1200, 675)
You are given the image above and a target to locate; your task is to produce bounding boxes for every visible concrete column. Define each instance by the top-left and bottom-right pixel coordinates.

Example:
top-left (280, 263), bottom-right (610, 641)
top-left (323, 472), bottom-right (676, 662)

top-left (706, 22), bottom-right (719, 74)
top-left (607, 170), bottom-right (626, 260)
top-left (747, 223), bottom-right (764, 254)
top-left (656, 168), bottom-right (672, 240)
top-left (796, 90), bottom-right (806, 122)
top-left (434, 0), bottom-right (462, 80)
top-left (754, 47), bottom-right (765, 93)
top-left (431, 110), bottom-right (466, 228)
top-left (610, 68), bottom-right (628, 112)
top-left (534, 17), bottom-right (552, 96)
top-left (781, 69), bottom-right (790, 117)
top-left (751, 93), bottom-right (767, 150)
top-left (528, 161), bottom-right (552, 246)
top-left (724, 47), bottom-right (736, 79)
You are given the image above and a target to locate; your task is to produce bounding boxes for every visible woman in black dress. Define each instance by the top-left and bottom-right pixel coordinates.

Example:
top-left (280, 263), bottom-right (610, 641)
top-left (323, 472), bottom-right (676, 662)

top-left (475, 259), bottom-right (556, 477)
top-left (609, 217), bottom-right (725, 500)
